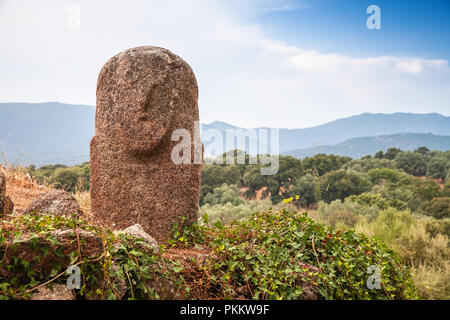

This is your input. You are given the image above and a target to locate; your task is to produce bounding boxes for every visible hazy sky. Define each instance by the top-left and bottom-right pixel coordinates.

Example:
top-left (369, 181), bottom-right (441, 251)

top-left (0, 0), bottom-right (449, 128)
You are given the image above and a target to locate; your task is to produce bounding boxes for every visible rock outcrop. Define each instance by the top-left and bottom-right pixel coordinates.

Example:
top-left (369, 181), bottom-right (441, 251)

top-left (0, 171), bottom-right (14, 218)
top-left (24, 189), bottom-right (82, 217)
top-left (119, 223), bottom-right (159, 254)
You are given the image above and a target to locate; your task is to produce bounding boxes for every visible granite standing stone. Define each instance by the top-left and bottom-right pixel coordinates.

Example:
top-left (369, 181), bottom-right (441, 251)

top-left (90, 46), bottom-right (202, 242)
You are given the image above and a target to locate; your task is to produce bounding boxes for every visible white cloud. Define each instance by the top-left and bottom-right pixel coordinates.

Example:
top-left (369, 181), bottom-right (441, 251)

top-left (0, 0), bottom-right (448, 129)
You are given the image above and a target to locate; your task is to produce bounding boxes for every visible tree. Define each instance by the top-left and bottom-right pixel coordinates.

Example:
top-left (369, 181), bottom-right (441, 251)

top-left (427, 157), bottom-right (448, 182)
top-left (367, 168), bottom-right (406, 185)
top-left (302, 154), bottom-right (351, 176)
top-left (320, 170), bottom-right (372, 202)
top-left (423, 197), bottom-right (450, 219)
top-left (202, 184), bottom-right (244, 206)
top-left (243, 155), bottom-right (304, 203)
top-left (343, 158), bottom-right (394, 173)
top-left (200, 164), bottom-right (244, 205)
top-left (32, 162), bottom-right (90, 192)
top-left (415, 146), bottom-right (430, 155)
top-left (395, 152), bottom-right (427, 176)
top-left (374, 151), bottom-right (384, 159)
top-left (384, 148), bottom-right (402, 160)
top-left (288, 174), bottom-right (318, 207)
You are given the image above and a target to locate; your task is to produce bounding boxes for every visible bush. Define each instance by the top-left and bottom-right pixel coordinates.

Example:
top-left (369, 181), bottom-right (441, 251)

top-left (199, 199), bottom-right (273, 225)
top-left (395, 152), bottom-right (427, 177)
top-left (343, 158), bottom-right (395, 173)
top-left (354, 208), bottom-right (450, 299)
top-left (423, 197), bottom-right (450, 219)
top-left (349, 192), bottom-right (390, 210)
top-left (288, 173), bottom-right (318, 207)
top-left (32, 162), bottom-right (90, 192)
top-left (320, 170), bottom-right (372, 202)
top-left (202, 184), bottom-right (244, 206)
top-left (427, 157), bottom-right (448, 181)
top-left (370, 185), bottom-right (422, 212)
top-left (367, 168), bottom-right (407, 185)
top-left (423, 217), bottom-right (450, 238)
top-left (178, 209), bottom-right (418, 300)
top-left (302, 154), bottom-right (351, 176)
top-left (316, 199), bottom-right (379, 224)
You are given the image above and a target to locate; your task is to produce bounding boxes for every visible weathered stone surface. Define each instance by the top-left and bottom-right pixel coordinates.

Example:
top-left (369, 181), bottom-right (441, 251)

top-left (31, 284), bottom-right (75, 300)
top-left (90, 46), bottom-right (202, 242)
top-left (119, 223), bottom-right (159, 254)
top-left (0, 171), bottom-right (14, 218)
top-left (24, 189), bottom-right (82, 217)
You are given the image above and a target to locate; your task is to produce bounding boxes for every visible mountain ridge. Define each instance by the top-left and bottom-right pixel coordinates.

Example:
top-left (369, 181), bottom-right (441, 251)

top-left (1, 102), bottom-right (449, 166)
top-left (282, 132), bottom-right (450, 159)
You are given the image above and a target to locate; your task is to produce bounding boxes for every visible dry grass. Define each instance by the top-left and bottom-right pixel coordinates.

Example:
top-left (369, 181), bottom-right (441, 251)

top-left (1, 163), bottom-right (50, 213)
top-left (1, 163), bottom-right (94, 220)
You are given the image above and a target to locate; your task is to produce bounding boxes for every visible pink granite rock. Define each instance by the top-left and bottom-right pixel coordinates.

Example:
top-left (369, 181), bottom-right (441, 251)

top-left (90, 46), bottom-right (202, 242)
top-left (24, 189), bottom-right (82, 217)
top-left (0, 171), bottom-right (14, 218)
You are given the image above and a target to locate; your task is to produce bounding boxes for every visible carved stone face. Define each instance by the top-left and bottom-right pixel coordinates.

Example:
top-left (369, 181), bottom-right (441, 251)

top-left (90, 46), bottom-right (201, 242)
top-left (96, 47), bottom-right (192, 153)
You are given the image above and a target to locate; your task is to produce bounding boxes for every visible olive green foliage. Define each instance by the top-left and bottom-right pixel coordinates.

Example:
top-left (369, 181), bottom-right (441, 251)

top-left (349, 192), bottom-right (391, 211)
top-left (202, 184), bottom-right (244, 206)
top-left (394, 152), bottom-right (428, 176)
top-left (319, 170), bottom-right (372, 202)
top-left (427, 156), bottom-right (449, 181)
top-left (174, 209), bottom-right (418, 300)
top-left (288, 173), bottom-right (318, 207)
top-left (30, 162), bottom-right (90, 192)
top-left (316, 203), bottom-right (450, 300)
top-left (317, 200), bottom-right (380, 225)
top-left (200, 163), bottom-right (244, 205)
top-left (243, 156), bottom-right (303, 204)
top-left (302, 154), bottom-right (351, 176)
top-left (384, 148), bottom-right (403, 160)
top-left (200, 199), bottom-right (272, 225)
top-left (342, 158), bottom-right (395, 173)
top-left (0, 213), bottom-right (183, 300)
top-left (423, 197), bottom-right (450, 219)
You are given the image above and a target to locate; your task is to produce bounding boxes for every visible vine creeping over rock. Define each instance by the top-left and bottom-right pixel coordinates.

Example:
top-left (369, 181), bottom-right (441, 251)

top-left (0, 208), bottom-right (418, 300)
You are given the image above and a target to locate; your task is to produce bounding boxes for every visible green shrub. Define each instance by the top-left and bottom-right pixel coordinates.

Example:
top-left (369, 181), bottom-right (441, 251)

top-left (202, 183), bottom-right (244, 206)
top-left (199, 199), bottom-right (273, 225)
top-left (422, 197), bottom-right (450, 219)
top-left (423, 217), bottom-right (450, 238)
top-left (320, 170), bottom-right (372, 202)
top-left (395, 152), bottom-right (428, 177)
top-left (0, 213), bottom-right (182, 300)
top-left (316, 199), bottom-right (380, 224)
top-left (367, 168), bottom-right (407, 185)
top-left (343, 158), bottom-right (395, 173)
top-left (370, 185), bottom-right (422, 212)
top-left (32, 162), bottom-right (90, 192)
top-left (302, 154), bottom-right (351, 176)
top-left (349, 192), bottom-right (390, 210)
top-left (176, 209), bottom-right (418, 300)
top-left (288, 173), bottom-right (318, 207)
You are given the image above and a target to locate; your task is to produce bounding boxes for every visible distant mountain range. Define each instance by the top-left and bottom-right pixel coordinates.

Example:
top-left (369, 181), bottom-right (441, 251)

top-left (283, 133), bottom-right (450, 159)
top-left (1, 102), bottom-right (449, 166)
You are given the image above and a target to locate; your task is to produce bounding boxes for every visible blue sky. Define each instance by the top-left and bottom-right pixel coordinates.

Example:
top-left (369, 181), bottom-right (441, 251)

top-left (252, 0), bottom-right (450, 60)
top-left (0, 0), bottom-right (449, 128)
